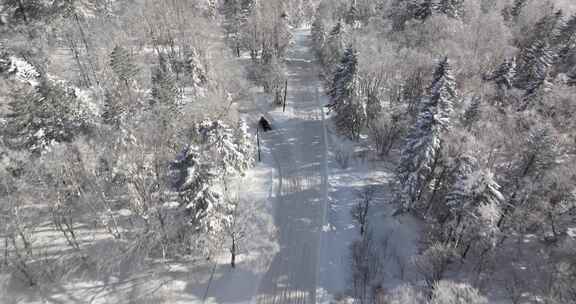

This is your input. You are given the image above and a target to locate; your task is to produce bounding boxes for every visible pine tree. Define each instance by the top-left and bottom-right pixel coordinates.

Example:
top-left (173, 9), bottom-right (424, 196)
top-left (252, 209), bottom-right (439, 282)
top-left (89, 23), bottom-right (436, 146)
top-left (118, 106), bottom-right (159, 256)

top-left (101, 88), bottom-right (129, 128)
top-left (503, 0), bottom-right (528, 23)
top-left (518, 10), bottom-right (564, 50)
top-left (171, 146), bottom-right (222, 231)
top-left (389, 0), bottom-right (413, 31)
top-left (434, 0), bottom-right (465, 19)
top-left (170, 119), bottom-right (254, 235)
top-left (195, 120), bottom-right (254, 176)
top-left (322, 22), bottom-right (345, 71)
top-left (517, 126), bottom-right (559, 177)
top-left (222, 0), bottom-right (253, 55)
top-left (553, 14), bottom-right (576, 60)
top-left (311, 12), bottom-right (326, 51)
top-left (151, 56), bottom-right (179, 107)
top-left (486, 57), bottom-right (516, 91)
top-left (446, 164), bottom-right (504, 251)
top-left (328, 46), bottom-right (366, 140)
top-left (410, 0), bottom-right (434, 20)
top-left (462, 96), bottom-right (481, 129)
top-left (110, 45), bottom-right (139, 86)
top-left (344, 3), bottom-right (360, 27)
top-left (233, 119), bottom-right (255, 174)
top-left (3, 81), bottom-right (85, 153)
top-left (515, 41), bottom-right (556, 109)
top-left (396, 57), bottom-right (458, 212)
top-left (4, 0), bottom-right (45, 24)
top-left (184, 47), bottom-right (208, 88)
top-left (328, 46), bottom-right (358, 108)
top-left (4, 55), bottom-right (41, 86)
top-left (516, 41), bottom-right (555, 88)
top-left (499, 125), bottom-right (559, 228)
top-left (427, 57), bottom-right (458, 119)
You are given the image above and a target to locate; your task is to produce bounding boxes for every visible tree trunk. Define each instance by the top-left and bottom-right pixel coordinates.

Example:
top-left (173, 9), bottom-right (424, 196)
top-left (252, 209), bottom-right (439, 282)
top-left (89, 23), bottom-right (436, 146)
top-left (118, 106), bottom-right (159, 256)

top-left (74, 13), bottom-right (100, 86)
top-left (230, 234), bottom-right (236, 268)
top-left (17, 0), bottom-right (28, 24)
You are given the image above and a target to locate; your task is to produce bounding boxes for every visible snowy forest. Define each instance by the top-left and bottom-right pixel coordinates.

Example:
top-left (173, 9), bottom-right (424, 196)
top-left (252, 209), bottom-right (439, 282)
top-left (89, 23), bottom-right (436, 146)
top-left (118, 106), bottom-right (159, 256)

top-left (1, 0), bottom-right (576, 303)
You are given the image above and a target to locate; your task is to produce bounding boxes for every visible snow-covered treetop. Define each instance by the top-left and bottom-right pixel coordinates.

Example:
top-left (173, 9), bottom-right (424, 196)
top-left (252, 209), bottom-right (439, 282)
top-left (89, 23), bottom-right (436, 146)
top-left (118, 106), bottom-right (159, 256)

top-left (0, 54), bottom-right (41, 86)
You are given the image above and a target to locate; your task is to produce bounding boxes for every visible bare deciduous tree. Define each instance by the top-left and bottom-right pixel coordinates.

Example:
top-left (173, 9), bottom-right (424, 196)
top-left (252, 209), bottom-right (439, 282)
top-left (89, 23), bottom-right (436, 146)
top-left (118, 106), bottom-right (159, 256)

top-left (351, 186), bottom-right (376, 236)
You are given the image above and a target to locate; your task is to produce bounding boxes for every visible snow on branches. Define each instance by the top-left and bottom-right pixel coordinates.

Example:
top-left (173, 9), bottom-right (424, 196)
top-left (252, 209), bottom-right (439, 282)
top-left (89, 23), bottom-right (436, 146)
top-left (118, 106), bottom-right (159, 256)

top-left (396, 57), bottom-right (459, 212)
top-left (170, 119), bottom-right (254, 236)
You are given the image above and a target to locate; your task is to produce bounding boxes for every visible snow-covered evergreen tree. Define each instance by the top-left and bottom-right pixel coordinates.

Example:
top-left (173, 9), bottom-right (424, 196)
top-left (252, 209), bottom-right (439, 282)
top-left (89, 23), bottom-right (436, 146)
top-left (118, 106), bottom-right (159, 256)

top-left (344, 3), bottom-right (360, 27)
top-left (168, 145), bottom-right (225, 240)
top-left (0, 48), bottom-right (40, 86)
top-left (169, 118), bottom-right (253, 230)
top-left (184, 47), bottom-right (208, 89)
top-left (151, 57), bottom-right (179, 107)
top-left (553, 14), bottom-right (576, 63)
top-left (232, 119), bottom-right (255, 173)
top-left (328, 46), bottom-right (358, 108)
top-left (3, 0), bottom-right (45, 24)
top-left (407, 0), bottom-right (464, 21)
top-left (515, 41), bottom-right (554, 84)
top-left (3, 81), bottom-right (87, 153)
top-left (311, 12), bottom-right (326, 52)
top-left (499, 125), bottom-right (560, 228)
top-left (509, 0), bottom-right (528, 22)
top-left (396, 57), bottom-right (458, 212)
top-left (102, 88), bottom-right (129, 128)
top-left (434, 0), bottom-right (465, 19)
top-left (515, 41), bottom-right (556, 109)
top-left (321, 22), bottom-right (346, 71)
top-left (486, 57), bottom-right (516, 94)
top-left (516, 125), bottom-right (559, 177)
top-left (462, 96), bottom-right (481, 129)
top-left (446, 159), bottom-right (504, 251)
top-left (527, 10), bottom-right (564, 46)
top-left (194, 119), bottom-right (254, 176)
top-left (110, 45), bottom-right (139, 86)
top-left (328, 46), bottom-right (366, 140)
top-left (411, 0), bottom-right (434, 21)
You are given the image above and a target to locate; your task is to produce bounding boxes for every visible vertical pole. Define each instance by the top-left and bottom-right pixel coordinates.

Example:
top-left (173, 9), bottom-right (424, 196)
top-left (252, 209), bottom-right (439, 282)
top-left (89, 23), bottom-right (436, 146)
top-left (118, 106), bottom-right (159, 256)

top-left (257, 127), bottom-right (261, 162)
top-left (283, 80), bottom-right (288, 112)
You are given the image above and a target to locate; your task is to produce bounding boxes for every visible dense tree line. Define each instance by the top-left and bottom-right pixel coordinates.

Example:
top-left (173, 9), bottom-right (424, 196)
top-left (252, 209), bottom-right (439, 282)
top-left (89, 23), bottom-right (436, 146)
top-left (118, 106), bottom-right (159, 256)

top-left (0, 0), bottom-right (277, 292)
top-left (313, 0), bottom-right (576, 302)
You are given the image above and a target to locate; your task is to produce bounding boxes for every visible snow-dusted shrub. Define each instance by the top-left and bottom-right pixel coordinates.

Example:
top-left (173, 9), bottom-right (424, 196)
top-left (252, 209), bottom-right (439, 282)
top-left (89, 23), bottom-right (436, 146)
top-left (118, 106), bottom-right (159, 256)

top-left (379, 284), bottom-right (425, 304)
top-left (430, 280), bottom-right (488, 304)
top-left (349, 230), bottom-right (383, 304)
top-left (334, 139), bottom-right (353, 169)
top-left (413, 243), bottom-right (457, 287)
top-left (368, 114), bottom-right (404, 158)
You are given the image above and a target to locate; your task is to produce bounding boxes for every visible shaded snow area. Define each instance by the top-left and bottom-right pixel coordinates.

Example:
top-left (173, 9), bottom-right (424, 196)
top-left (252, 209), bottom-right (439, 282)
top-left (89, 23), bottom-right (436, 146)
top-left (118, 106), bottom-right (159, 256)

top-left (319, 134), bottom-right (423, 301)
top-left (0, 163), bottom-right (275, 304)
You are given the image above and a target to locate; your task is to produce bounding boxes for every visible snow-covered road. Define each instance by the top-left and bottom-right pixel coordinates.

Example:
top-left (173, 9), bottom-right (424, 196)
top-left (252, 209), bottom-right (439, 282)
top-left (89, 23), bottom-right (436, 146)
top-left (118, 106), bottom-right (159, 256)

top-left (254, 28), bottom-right (329, 304)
